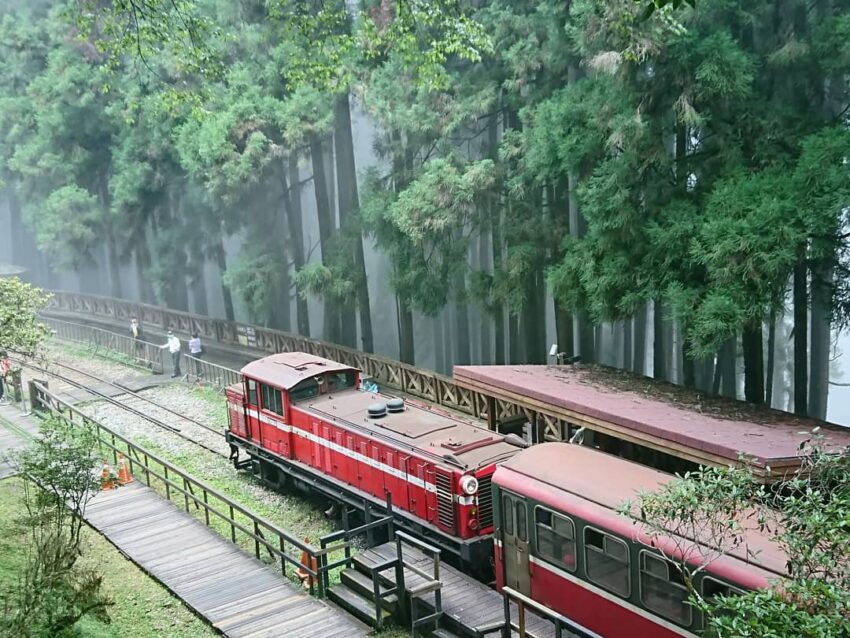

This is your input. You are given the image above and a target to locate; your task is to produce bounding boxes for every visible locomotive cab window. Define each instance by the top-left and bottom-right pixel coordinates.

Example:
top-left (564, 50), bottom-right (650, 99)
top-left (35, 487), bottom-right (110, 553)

top-left (639, 552), bottom-right (692, 627)
top-left (261, 384), bottom-right (284, 416)
top-left (246, 379), bottom-right (258, 406)
top-left (584, 527), bottom-right (630, 597)
top-left (290, 377), bottom-right (320, 402)
top-left (327, 371), bottom-right (356, 392)
top-left (535, 508), bottom-right (576, 572)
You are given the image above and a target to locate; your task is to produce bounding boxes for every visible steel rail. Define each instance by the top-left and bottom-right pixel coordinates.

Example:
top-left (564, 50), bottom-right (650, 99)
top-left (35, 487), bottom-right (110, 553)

top-left (12, 356), bottom-right (227, 458)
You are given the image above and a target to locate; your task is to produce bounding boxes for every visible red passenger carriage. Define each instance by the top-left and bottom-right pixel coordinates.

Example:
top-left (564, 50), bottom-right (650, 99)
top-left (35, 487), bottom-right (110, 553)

top-left (492, 443), bottom-right (786, 637)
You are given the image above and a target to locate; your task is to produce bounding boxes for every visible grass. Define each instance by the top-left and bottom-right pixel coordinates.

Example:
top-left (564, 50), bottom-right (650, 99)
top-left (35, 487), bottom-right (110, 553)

top-left (0, 478), bottom-right (217, 638)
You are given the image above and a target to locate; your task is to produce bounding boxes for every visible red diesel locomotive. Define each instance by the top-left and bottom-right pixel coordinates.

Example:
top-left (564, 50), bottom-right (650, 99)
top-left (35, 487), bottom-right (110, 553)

top-left (225, 352), bottom-right (527, 567)
top-left (492, 443), bottom-right (786, 637)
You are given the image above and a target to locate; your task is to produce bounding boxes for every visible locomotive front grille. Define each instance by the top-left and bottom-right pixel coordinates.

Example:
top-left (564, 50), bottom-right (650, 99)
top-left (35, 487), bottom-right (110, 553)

top-left (476, 473), bottom-right (493, 529)
top-left (435, 472), bottom-right (455, 531)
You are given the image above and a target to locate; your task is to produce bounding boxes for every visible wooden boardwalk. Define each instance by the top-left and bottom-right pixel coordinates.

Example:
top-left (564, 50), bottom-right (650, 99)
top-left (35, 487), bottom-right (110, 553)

top-left (356, 542), bottom-right (563, 638)
top-left (0, 402), bottom-right (40, 478)
top-left (85, 481), bottom-right (368, 638)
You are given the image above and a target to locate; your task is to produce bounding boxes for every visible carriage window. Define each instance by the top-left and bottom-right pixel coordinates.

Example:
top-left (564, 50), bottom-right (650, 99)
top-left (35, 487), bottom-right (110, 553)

top-left (247, 379), bottom-right (258, 406)
top-left (584, 528), bottom-right (630, 597)
top-left (702, 576), bottom-right (744, 601)
top-left (328, 371), bottom-right (356, 391)
top-left (640, 552), bottom-right (692, 627)
top-left (260, 384), bottom-right (284, 416)
top-left (515, 501), bottom-right (527, 542)
top-left (290, 377), bottom-right (320, 402)
top-left (535, 508), bottom-right (576, 572)
top-left (502, 495), bottom-right (513, 535)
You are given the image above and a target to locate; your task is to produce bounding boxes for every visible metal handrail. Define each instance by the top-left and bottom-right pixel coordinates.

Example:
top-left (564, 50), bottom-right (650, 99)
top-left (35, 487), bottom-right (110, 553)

top-left (501, 586), bottom-right (603, 638)
top-left (184, 354), bottom-right (242, 390)
top-left (27, 380), bottom-right (347, 597)
top-left (43, 317), bottom-right (166, 374)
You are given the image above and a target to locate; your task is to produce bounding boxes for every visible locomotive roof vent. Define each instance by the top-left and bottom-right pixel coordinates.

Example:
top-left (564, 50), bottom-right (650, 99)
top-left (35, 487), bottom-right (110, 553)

top-left (368, 402), bottom-right (387, 418)
top-left (387, 397), bottom-right (405, 413)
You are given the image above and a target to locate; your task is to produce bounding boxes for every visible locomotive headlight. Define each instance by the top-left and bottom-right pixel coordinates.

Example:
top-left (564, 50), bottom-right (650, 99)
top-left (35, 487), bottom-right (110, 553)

top-left (460, 475), bottom-right (479, 495)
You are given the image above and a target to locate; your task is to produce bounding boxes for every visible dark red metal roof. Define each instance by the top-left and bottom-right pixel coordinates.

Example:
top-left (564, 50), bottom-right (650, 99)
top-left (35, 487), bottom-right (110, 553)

top-left (455, 364), bottom-right (850, 469)
top-left (241, 352), bottom-right (357, 390)
top-left (303, 390), bottom-right (522, 470)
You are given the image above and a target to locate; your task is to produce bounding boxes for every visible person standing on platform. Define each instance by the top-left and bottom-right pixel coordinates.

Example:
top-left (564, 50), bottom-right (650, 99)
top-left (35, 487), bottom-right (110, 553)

top-left (129, 317), bottom-right (144, 356)
top-left (188, 333), bottom-right (203, 360)
top-left (160, 330), bottom-right (182, 378)
top-left (0, 351), bottom-right (10, 405)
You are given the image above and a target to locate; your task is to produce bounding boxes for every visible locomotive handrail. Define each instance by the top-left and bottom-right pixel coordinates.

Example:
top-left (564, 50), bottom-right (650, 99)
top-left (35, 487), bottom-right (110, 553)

top-left (27, 380), bottom-right (347, 598)
top-left (501, 586), bottom-right (603, 638)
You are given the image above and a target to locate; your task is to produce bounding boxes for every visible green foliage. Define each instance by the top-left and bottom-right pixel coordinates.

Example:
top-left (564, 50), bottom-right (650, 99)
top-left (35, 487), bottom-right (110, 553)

top-left (1, 416), bottom-right (111, 637)
top-left (0, 277), bottom-right (52, 357)
top-left (623, 440), bottom-right (850, 637)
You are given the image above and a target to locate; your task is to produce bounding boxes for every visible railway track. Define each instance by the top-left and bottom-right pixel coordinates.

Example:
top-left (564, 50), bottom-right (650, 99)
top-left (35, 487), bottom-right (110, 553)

top-left (13, 355), bottom-right (228, 458)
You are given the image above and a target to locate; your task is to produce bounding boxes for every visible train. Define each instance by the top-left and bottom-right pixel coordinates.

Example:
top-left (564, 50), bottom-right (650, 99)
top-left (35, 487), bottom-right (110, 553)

top-left (492, 443), bottom-right (783, 637)
top-left (224, 351), bottom-right (528, 569)
top-left (225, 352), bottom-right (784, 636)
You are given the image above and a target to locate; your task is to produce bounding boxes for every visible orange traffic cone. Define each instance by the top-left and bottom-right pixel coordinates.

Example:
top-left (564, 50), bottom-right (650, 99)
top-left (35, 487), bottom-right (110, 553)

top-left (100, 461), bottom-right (114, 491)
top-left (117, 453), bottom-right (133, 484)
top-left (295, 537), bottom-right (318, 589)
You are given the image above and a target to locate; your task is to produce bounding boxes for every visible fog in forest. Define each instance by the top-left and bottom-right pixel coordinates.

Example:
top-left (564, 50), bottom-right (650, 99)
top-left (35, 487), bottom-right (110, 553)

top-left (1, 98), bottom-right (847, 427)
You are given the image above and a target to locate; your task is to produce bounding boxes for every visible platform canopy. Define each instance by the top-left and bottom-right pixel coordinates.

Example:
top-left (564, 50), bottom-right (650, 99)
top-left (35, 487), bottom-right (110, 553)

top-left (454, 364), bottom-right (850, 475)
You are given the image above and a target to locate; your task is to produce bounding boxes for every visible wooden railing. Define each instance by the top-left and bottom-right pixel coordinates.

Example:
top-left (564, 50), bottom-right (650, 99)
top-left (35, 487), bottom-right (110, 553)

top-left (394, 531), bottom-right (443, 635)
top-left (28, 380), bottom-right (348, 598)
top-left (44, 291), bottom-right (523, 425)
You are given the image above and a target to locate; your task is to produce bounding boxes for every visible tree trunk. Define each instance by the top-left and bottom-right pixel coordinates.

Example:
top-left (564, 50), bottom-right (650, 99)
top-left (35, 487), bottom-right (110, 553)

top-left (397, 296), bottom-right (415, 364)
top-left (772, 316), bottom-right (789, 409)
top-left (478, 232), bottom-right (492, 363)
top-left (334, 93), bottom-right (371, 350)
top-left (310, 135), bottom-right (340, 344)
top-left (433, 315), bottom-right (445, 374)
top-left (809, 263), bottom-right (832, 419)
top-left (106, 228), bottom-right (123, 298)
top-left (524, 269), bottom-right (546, 364)
top-left (215, 238), bottom-right (235, 321)
top-left (134, 241), bottom-right (154, 304)
top-left (793, 254), bottom-right (808, 415)
top-left (742, 323), bottom-right (765, 404)
top-left (766, 309), bottom-right (776, 407)
top-left (653, 300), bottom-right (667, 381)
top-left (283, 156), bottom-right (311, 336)
top-left (622, 318), bottom-right (633, 371)
top-left (443, 308), bottom-right (453, 372)
top-left (720, 336), bottom-right (737, 398)
top-left (187, 248), bottom-right (209, 317)
top-left (681, 336), bottom-right (695, 389)
top-left (454, 230), bottom-right (471, 365)
top-left (633, 303), bottom-right (647, 374)
top-left (492, 216), bottom-right (506, 365)
top-left (508, 314), bottom-right (520, 363)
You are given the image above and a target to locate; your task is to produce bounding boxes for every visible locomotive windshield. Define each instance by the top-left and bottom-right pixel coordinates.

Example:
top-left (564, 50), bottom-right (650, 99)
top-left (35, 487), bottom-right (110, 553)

top-left (289, 370), bottom-right (357, 402)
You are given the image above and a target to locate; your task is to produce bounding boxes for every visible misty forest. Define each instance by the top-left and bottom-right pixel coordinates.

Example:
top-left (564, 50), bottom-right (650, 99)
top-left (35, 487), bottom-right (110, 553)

top-left (2, 0), bottom-right (850, 424)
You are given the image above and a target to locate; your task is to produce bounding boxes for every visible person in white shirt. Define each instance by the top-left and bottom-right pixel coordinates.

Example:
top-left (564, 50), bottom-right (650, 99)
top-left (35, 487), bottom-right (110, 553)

top-left (188, 333), bottom-right (202, 360)
top-left (160, 330), bottom-right (182, 378)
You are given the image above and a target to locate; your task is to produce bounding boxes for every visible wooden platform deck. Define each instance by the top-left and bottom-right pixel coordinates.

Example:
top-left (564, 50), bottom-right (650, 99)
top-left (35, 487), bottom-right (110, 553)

top-left (356, 542), bottom-right (566, 638)
top-left (85, 481), bottom-right (368, 638)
